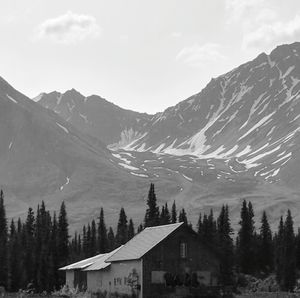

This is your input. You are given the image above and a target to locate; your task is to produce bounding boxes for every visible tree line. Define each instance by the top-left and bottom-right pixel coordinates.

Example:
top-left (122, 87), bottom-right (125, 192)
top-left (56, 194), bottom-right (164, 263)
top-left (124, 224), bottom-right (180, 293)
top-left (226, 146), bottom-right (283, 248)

top-left (0, 183), bottom-right (300, 292)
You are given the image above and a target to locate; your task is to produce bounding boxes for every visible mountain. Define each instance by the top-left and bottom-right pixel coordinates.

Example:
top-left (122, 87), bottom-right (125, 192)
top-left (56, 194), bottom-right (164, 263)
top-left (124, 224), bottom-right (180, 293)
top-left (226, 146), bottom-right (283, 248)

top-left (35, 89), bottom-right (151, 145)
top-left (37, 42), bottom-right (300, 230)
top-left (0, 76), bottom-right (158, 231)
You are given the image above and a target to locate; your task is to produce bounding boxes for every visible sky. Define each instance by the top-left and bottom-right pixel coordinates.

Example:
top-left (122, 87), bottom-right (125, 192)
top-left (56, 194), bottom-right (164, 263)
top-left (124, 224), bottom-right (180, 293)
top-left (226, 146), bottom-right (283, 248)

top-left (1, 0), bottom-right (300, 114)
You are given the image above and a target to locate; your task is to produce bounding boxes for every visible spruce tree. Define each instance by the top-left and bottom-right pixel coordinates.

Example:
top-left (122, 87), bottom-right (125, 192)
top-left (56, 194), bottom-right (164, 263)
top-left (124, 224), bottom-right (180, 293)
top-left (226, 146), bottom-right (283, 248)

top-left (90, 220), bottom-right (97, 256)
top-left (275, 216), bottom-right (285, 287)
top-left (178, 208), bottom-right (188, 224)
top-left (107, 227), bottom-right (115, 251)
top-left (24, 207), bottom-right (35, 286)
top-left (171, 201), bottom-right (177, 223)
top-left (116, 208), bottom-right (128, 246)
top-left (296, 228), bottom-right (300, 271)
top-left (217, 205), bottom-right (234, 286)
top-left (0, 190), bottom-right (7, 288)
top-left (144, 183), bottom-right (160, 227)
top-left (98, 208), bottom-right (108, 253)
top-left (57, 202), bottom-right (69, 285)
top-left (282, 210), bottom-right (296, 291)
top-left (258, 211), bottom-right (273, 274)
top-left (236, 200), bottom-right (256, 274)
top-left (197, 213), bottom-right (202, 236)
top-left (128, 219), bottom-right (135, 240)
top-left (8, 219), bottom-right (19, 291)
top-left (86, 224), bottom-right (91, 257)
top-left (137, 224), bottom-right (144, 233)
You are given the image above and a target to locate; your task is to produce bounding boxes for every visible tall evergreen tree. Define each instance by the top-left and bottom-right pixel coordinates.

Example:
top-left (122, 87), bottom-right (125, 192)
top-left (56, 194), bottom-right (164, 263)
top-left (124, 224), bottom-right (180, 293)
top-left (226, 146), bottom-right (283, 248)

top-left (57, 202), bottom-right (69, 285)
top-left (137, 224), bottom-right (144, 233)
top-left (236, 200), bottom-right (256, 274)
top-left (282, 210), bottom-right (296, 291)
top-left (197, 213), bottom-right (202, 236)
top-left (171, 201), bottom-right (177, 223)
top-left (217, 205), bottom-right (234, 286)
top-left (49, 212), bottom-right (59, 290)
top-left (116, 208), bottom-right (128, 246)
top-left (296, 228), bottom-right (300, 271)
top-left (82, 225), bottom-right (88, 257)
top-left (86, 224), bottom-right (92, 257)
top-left (128, 219), bottom-right (135, 240)
top-left (178, 208), bottom-right (188, 224)
top-left (0, 190), bottom-right (7, 288)
top-left (275, 216), bottom-right (285, 287)
top-left (25, 207), bottom-right (35, 286)
top-left (258, 211), bottom-right (273, 274)
top-left (98, 208), bottom-right (108, 253)
top-left (107, 227), bottom-right (115, 251)
top-left (144, 183), bottom-right (160, 227)
top-left (90, 220), bottom-right (97, 256)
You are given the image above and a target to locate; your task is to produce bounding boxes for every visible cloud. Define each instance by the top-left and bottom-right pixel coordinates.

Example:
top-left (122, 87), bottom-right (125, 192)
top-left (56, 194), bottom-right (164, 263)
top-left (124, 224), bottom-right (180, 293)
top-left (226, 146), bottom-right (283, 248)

top-left (176, 43), bottom-right (226, 68)
top-left (36, 11), bottom-right (101, 44)
top-left (243, 14), bottom-right (300, 52)
top-left (225, 0), bottom-right (266, 25)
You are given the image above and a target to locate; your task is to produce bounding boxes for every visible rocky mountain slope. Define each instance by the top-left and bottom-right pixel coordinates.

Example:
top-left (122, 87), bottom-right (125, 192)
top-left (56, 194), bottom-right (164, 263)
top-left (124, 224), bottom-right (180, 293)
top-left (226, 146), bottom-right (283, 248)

top-left (35, 89), bottom-right (151, 146)
top-left (0, 76), bottom-right (159, 231)
top-left (37, 42), bottom-right (300, 230)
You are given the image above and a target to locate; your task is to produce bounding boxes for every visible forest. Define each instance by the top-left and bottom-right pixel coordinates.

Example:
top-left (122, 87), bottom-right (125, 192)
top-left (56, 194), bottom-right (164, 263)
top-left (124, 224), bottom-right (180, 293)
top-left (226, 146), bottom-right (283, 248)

top-left (0, 183), bottom-right (299, 293)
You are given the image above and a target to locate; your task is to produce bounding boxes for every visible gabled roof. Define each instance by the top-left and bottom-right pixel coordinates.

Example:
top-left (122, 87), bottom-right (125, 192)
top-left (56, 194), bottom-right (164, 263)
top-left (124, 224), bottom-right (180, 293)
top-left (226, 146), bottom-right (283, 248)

top-left (83, 247), bottom-right (123, 271)
top-left (106, 222), bottom-right (183, 262)
top-left (59, 246), bottom-right (123, 271)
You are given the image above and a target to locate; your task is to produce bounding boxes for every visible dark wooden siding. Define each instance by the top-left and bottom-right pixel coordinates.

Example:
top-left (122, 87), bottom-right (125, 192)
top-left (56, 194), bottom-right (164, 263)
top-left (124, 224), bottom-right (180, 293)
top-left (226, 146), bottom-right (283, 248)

top-left (142, 225), bottom-right (219, 298)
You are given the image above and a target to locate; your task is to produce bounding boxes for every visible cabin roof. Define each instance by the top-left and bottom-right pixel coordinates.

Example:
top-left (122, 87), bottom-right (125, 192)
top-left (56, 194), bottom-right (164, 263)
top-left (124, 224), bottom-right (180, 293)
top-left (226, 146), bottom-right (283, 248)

top-left (59, 246), bottom-right (123, 271)
top-left (106, 222), bottom-right (183, 262)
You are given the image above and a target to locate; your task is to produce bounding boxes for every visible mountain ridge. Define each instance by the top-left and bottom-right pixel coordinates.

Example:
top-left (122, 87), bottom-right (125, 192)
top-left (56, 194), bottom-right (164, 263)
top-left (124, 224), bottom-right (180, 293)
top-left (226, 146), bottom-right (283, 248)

top-left (2, 41), bottom-right (298, 231)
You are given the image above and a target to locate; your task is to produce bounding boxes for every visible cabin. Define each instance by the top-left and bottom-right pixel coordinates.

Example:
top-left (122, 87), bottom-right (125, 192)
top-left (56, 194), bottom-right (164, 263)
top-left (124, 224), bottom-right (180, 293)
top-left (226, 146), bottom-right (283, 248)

top-left (60, 222), bottom-right (220, 298)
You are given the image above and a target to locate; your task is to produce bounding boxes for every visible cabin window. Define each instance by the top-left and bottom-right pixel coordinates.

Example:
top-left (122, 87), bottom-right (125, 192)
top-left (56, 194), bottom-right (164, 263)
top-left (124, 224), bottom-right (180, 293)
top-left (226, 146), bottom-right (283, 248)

top-left (180, 242), bottom-right (187, 258)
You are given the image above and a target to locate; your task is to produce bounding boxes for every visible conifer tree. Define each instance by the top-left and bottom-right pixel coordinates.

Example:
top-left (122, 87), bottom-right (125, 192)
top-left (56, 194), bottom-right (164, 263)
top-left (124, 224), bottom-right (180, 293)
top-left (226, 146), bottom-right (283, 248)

top-left (82, 225), bottom-right (88, 257)
top-left (295, 228), bottom-right (300, 271)
top-left (90, 220), bottom-right (97, 256)
top-left (86, 224), bottom-right (91, 257)
top-left (144, 183), bottom-right (160, 227)
top-left (171, 201), bottom-right (177, 223)
top-left (258, 211), bottom-right (273, 274)
top-left (160, 203), bottom-right (171, 225)
top-left (25, 207), bottom-right (35, 286)
top-left (107, 227), bottom-right (115, 251)
top-left (275, 216), bottom-right (285, 286)
top-left (164, 203), bottom-right (171, 224)
top-left (116, 208), bottom-right (128, 246)
top-left (217, 205), bottom-right (234, 286)
top-left (0, 190), bottom-right (7, 288)
top-left (137, 224), bottom-right (144, 233)
top-left (8, 219), bottom-right (19, 291)
top-left (178, 208), bottom-right (188, 224)
top-left (236, 200), bottom-right (256, 274)
top-left (57, 202), bottom-right (69, 285)
top-left (197, 213), bottom-right (202, 236)
top-left (128, 219), bottom-right (135, 240)
top-left (98, 208), bottom-right (107, 253)
top-left (282, 210), bottom-right (296, 291)
top-left (49, 212), bottom-right (59, 290)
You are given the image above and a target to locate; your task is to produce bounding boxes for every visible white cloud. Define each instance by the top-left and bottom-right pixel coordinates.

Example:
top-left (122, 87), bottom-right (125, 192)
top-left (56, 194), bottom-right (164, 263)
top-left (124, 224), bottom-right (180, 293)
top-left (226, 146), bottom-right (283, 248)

top-left (225, 0), bottom-right (266, 25)
top-left (243, 14), bottom-right (300, 52)
top-left (176, 43), bottom-right (226, 68)
top-left (36, 11), bottom-right (101, 44)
